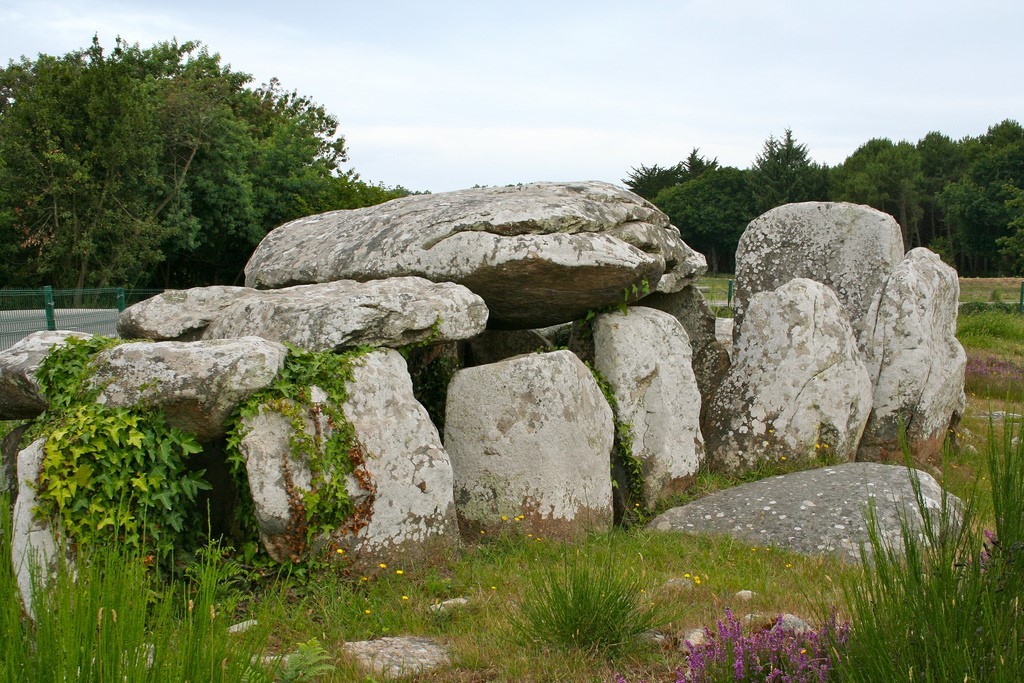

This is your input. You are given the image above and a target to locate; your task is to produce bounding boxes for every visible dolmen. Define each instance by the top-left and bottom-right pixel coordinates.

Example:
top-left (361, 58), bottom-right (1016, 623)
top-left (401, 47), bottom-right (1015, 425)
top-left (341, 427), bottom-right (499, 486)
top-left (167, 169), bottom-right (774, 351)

top-left (1, 184), bottom-right (967, 614)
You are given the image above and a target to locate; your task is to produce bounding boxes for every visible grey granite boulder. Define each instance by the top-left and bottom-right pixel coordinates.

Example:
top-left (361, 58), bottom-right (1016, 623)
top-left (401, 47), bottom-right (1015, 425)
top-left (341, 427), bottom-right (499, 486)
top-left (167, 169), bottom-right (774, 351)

top-left (117, 286), bottom-right (255, 341)
top-left (733, 202), bottom-right (904, 344)
top-left (858, 248), bottom-right (967, 461)
top-left (640, 284), bottom-right (731, 407)
top-left (90, 337), bottom-right (287, 441)
top-left (11, 439), bottom-right (61, 617)
top-left (704, 279), bottom-right (872, 474)
top-left (244, 181), bottom-right (706, 329)
top-left (0, 331), bottom-right (91, 420)
top-left (202, 278), bottom-right (487, 350)
top-left (119, 278), bottom-right (488, 351)
top-left (444, 350), bottom-right (614, 540)
top-left (647, 463), bottom-right (960, 562)
top-left (239, 349), bottom-right (458, 565)
top-left (591, 307), bottom-right (704, 507)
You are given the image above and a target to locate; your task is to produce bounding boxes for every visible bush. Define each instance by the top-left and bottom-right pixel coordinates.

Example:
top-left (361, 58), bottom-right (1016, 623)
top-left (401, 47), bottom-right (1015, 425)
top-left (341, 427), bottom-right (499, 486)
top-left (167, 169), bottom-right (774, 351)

top-left (512, 547), bottom-right (662, 653)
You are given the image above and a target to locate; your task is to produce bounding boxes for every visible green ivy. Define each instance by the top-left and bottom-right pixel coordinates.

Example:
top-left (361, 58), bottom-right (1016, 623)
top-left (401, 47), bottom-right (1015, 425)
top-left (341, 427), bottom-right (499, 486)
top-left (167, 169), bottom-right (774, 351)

top-left (225, 345), bottom-right (375, 561)
top-left (31, 336), bottom-right (209, 563)
top-left (585, 362), bottom-right (647, 527)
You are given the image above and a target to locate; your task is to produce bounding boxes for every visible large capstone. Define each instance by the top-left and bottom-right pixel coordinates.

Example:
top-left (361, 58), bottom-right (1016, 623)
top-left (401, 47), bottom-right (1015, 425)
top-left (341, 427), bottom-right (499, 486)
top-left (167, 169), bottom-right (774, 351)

top-left (591, 307), bottom-right (704, 508)
top-left (733, 202), bottom-right (904, 344)
top-left (117, 286), bottom-right (256, 341)
top-left (704, 279), bottom-right (873, 474)
top-left (119, 278), bottom-right (488, 350)
top-left (858, 248), bottom-right (967, 461)
top-left (444, 350), bottom-right (614, 540)
top-left (89, 337), bottom-right (288, 441)
top-left (243, 181), bottom-right (706, 329)
top-left (202, 278), bottom-right (487, 350)
top-left (239, 349), bottom-right (458, 565)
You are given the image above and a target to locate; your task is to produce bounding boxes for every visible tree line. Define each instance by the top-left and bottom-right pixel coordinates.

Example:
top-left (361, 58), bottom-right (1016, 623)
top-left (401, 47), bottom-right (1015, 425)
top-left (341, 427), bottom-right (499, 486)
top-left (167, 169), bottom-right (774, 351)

top-left (0, 37), bottom-right (407, 290)
top-left (2, 37), bottom-right (1021, 288)
top-left (626, 122), bottom-right (1024, 276)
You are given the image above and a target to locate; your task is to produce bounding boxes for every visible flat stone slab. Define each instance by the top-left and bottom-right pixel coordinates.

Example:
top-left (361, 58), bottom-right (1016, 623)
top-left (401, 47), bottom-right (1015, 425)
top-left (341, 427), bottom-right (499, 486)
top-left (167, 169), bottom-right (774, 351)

top-left (342, 636), bottom-right (450, 678)
top-left (647, 463), bottom-right (959, 562)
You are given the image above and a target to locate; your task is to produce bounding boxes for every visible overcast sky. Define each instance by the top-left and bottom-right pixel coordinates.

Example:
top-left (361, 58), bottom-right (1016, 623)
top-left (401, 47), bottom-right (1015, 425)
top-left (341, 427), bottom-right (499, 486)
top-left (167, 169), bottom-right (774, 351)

top-left (1, 0), bottom-right (1021, 193)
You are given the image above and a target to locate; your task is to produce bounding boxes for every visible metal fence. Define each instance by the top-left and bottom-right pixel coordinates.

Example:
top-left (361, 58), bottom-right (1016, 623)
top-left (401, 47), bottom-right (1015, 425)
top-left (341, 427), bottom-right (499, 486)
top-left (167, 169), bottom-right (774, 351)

top-left (0, 287), bottom-right (162, 351)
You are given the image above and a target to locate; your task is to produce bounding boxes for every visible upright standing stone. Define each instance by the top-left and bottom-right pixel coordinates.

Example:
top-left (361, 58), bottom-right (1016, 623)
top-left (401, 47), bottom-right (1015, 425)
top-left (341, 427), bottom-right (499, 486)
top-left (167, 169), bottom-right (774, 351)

top-left (591, 307), bottom-right (704, 508)
top-left (640, 285), bottom-right (731, 409)
top-left (858, 248), bottom-right (967, 461)
top-left (733, 202), bottom-right (904, 344)
top-left (11, 439), bottom-right (60, 617)
top-left (444, 350), bottom-right (614, 539)
top-left (704, 279), bottom-right (873, 474)
top-left (239, 350), bottom-right (458, 565)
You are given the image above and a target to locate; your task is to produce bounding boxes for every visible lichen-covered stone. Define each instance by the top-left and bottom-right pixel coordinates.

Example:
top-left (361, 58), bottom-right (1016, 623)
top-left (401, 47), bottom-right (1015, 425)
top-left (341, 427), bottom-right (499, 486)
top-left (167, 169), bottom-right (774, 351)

top-left (858, 248), bottom-right (967, 461)
top-left (639, 285), bottom-right (731, 408)
top-left (648, 463), bottom-right (959, 562)
top-left (202, 277), bottom-right (487, 350)
top-left (11, 439), bottom-right (60, 617)
top-left (0, 331), bottom-right (91, 420)
top-left (591, 307), bottom-right (703, 508)
top-left (116, 286), bottom-right (256, 341)
top-left (240, 350), bottom-right (458, 565)
top-left (444, 350), bottom-right (614, 539)
top-left (733, 202), bottom-right (904, 344)
top-left (90, 337), bottom-right (287, 441)
top-left (244, 181), bottom-right (705, 328)
top-left (704, 279), bottom-right (872, 474)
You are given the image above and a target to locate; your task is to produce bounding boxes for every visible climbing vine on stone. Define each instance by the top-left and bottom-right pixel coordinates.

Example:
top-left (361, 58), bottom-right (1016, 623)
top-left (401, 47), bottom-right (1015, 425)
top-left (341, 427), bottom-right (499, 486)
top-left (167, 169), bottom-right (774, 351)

top-left (585, 362), bottom-right (648, 526)
top-left (225, 345), bottom-right (376, 561)
top-left (32, 336), bottom-right (209, 563)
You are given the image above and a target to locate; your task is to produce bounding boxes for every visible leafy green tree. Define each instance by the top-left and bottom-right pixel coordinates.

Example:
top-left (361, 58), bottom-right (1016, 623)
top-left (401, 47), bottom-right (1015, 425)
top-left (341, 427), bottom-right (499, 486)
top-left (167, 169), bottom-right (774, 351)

top-left (995, 184), bottom-right (1024, 273)
top-left (0, 38), bottom-right (179, 288)
top-left (916, 131), bottom-right (968, 254)
top-left (830, 138), bottom-right (925, 249)
top-left (0, 37), bottom-right (406, 289)
top-left (653, 167), bottom-right (757, 273)
top-left (622, 163), bottom-right (688, 200)
top-left (623, 148), bottom-right (718, 201)
top-left (939, 120), bottom-right (1024, 274)
top-left (749, 129), bottom-right (829, 214)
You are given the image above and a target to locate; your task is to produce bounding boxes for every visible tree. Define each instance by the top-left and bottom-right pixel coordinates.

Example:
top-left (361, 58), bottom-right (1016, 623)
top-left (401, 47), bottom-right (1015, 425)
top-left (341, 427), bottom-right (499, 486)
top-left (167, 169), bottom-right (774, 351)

top-left (938, 120), bottom-right (1024, 274)
top-left (830, 138), bottom-right (925, 249)
top-left (622, 163), bottom-right (688, 200)
top-left (653, 167), bottom-right (757, 273)
top-left (0, 38), bottom-right (178, 288)
top-left (749, 129), bottom-right (828, 214)
top-left (0, 37), bottom-right (407, 289)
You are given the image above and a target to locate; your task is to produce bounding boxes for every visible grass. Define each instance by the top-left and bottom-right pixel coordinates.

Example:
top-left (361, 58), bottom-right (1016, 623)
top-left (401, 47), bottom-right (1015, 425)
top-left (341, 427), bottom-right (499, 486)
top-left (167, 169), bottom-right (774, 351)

top-left (3, 285), bottom-right (1024, 681)
top-left (957, 276), bottom-right (1023, 305)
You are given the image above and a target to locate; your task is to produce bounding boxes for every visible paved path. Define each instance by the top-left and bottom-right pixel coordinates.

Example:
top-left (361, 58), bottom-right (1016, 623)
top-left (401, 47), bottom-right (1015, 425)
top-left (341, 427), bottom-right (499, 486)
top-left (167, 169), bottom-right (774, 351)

top-left (0, 309), bottom-right (119, 351)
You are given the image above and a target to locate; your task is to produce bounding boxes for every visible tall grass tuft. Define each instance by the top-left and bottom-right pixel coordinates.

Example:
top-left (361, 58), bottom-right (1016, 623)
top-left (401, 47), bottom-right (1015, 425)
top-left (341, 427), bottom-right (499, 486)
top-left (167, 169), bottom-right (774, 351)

top-left (836, 421), bottom-right (1024, 681)
top-left (512, 546), bottom-right (663, 653)
top-left (0, 496), bottom-right (277, 682)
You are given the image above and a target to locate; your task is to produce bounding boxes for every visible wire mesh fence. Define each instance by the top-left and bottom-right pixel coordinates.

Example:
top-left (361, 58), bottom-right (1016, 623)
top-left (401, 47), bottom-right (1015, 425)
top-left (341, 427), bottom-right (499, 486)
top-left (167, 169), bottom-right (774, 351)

top-left (0, 287), bottom-right (162, 351)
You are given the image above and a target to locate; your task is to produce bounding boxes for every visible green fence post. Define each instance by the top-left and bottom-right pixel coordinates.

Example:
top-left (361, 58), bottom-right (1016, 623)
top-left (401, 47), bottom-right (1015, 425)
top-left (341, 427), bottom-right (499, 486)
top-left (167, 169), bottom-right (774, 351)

top-left (727, 279), bottom-right (734, 307)
top-left (117, 287), bottom-right (126, 312)
top-left (43, 286), bottom-right (56, 331)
